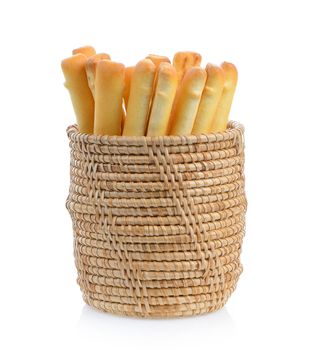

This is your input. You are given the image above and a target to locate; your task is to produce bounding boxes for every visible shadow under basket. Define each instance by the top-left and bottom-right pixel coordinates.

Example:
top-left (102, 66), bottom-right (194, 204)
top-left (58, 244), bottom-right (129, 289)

top-left (66, 120), bottom-right (247, 318)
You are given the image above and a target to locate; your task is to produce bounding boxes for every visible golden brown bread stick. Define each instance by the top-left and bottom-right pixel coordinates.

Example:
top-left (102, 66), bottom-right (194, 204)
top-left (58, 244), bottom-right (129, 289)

top-left (147, 63), bottom-right (178, 136)
top-left (169, 67), bottom-right (206, 135)
top-left (123, 59), bottom-right (156, 136)
top-left (94, 60), bottom-right (125, 136)
top-left (211, 62), bottom-right (238, 132)
top-left (61, 54), bottom-right (95, 134)
top-left (173, 51), bottom-right (202, 82)
top-left (72, 46), bottom-right (96, 57)
top-left (85, 53), bottom-right (111, 97)
top-left (146, 54), bottom-right (170, 67)
top-left (168, 51), bottom-right (202, 128)
top-left (192, 64), bottom-right (225, 134)
top-left (123, 66), bottom-right (135, 109)
top-left (146, 55), bottom-right (170, 117)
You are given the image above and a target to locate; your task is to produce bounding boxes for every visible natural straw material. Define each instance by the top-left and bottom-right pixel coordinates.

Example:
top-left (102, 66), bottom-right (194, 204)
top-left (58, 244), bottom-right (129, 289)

top-left (66, 121), bottom-right (247, 318)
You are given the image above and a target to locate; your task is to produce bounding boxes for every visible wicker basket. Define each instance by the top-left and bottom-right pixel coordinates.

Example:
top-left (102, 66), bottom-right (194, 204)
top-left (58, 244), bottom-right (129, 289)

top-left (66, 120), bottom-right (247, 318)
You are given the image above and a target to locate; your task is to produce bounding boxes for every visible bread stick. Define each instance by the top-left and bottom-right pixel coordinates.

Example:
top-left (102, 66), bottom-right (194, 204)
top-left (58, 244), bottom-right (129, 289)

top-left (146, 54), bottom-right (170, 67)
top-left (123, 66), bottom-right (135, 109)
top-left (211, 62), bottom-right (238, 132)
top-left (61, 54), bottom-right (95, 134)
top-left (94, 60), bottom-right (125, 136)
top-left (86, 53), bottom-right (111, 97)
top-left (145, 55), bottom-right (171, 120)
top-left (173, 51), bottom-right (202, 82)
top-left (168, 52), bottom-right (202, 129)
top-left (123, 59), bottom-right (156, 136)
top-left (192, 64), bottom-right (225, 134)
top-left (72, 46), bottom-right (96, 57)
top-left (147, 63), bottom-right (178, 136)
top-left (169, 67), bottom-right (206, 135)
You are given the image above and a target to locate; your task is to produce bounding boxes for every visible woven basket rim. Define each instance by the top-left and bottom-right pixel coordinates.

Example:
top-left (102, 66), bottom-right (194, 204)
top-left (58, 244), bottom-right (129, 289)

top-left (67, 120), bottom-right (244, 147)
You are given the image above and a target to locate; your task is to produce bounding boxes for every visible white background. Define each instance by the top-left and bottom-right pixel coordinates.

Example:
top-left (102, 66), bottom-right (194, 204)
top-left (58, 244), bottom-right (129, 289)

top-left (1, 0), bottom-right (315, 349)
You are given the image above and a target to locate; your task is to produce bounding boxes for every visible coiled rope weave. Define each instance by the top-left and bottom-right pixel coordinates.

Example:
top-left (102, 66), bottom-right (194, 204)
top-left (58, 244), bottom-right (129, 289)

top-left (66, 120), bottom-right (247, 318)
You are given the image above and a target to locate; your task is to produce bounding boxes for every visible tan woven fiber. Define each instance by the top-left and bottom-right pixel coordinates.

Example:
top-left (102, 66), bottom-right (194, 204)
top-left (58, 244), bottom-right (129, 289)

top-left (66, 120), bottom-right (247, 318)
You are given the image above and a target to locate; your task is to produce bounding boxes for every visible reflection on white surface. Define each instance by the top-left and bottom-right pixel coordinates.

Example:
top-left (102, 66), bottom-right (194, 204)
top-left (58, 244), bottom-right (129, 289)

top-left (77, 304), bottom-right (235, 348)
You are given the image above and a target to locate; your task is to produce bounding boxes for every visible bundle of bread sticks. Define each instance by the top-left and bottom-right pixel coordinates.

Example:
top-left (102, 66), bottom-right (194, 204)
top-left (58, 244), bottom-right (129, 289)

top-left (61, 46), bottom-right (237, 136)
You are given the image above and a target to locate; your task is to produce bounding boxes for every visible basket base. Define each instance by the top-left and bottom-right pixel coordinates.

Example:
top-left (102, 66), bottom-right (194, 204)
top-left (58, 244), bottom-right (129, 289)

top-left (81, 287), bottom-right (236, 318)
